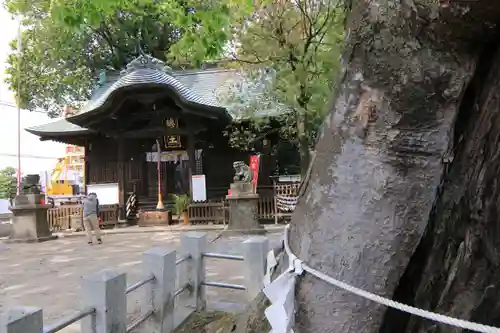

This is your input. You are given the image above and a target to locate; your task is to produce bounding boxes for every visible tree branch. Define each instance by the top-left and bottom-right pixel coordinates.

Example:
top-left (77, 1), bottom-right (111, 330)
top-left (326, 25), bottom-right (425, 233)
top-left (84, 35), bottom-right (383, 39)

top-left (230, 53), bottom-right (266, 65)
top-left (94, 25), bottom-right (115, 58)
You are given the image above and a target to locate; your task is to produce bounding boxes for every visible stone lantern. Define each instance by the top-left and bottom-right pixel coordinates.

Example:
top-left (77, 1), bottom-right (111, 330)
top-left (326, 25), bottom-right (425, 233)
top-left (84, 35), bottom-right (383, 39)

top-left (8, 174), bottom-right (56, 242)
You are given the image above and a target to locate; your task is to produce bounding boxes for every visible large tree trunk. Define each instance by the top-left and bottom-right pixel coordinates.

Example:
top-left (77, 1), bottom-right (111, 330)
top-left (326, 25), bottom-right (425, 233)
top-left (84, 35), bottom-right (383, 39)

top-left (287, 1), bottom-right (500, 333)
top-left (383, 33), bottom-right (500, 333)
top-left (229, 1), bottom-right (500, 333)
top-left (297, 110), bottom-right (311, 177)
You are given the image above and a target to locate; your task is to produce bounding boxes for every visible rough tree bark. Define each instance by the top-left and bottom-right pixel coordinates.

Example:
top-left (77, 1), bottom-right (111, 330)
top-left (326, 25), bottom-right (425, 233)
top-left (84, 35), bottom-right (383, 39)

top-left (289, 1), bottom-right (500, 331)
top-left (229, 1), bottom-right (500, 333)
top-left (384, 28), bottom-right (500, 333)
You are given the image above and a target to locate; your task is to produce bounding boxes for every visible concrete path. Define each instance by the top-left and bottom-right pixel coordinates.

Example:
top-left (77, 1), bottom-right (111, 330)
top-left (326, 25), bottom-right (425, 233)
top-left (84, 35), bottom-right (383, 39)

top-left (51, 223), bottom-right (285, 238)
top-left (0, 231), bottom-right (282, 332)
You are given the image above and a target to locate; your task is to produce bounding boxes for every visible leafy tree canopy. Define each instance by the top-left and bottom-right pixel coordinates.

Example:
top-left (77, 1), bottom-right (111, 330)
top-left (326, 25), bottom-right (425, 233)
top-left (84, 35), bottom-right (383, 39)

top-left (4, 0), bottom-right (251, 116)
top-left (0, 167), bottom-right (17, 200)
top-left (220, 0), bottom-right (344, 156)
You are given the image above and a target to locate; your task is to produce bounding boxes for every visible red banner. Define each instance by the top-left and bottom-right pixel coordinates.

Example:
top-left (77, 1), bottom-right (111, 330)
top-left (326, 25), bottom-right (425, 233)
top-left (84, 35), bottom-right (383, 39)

top-left (249, 155), bottom-right (260, 193)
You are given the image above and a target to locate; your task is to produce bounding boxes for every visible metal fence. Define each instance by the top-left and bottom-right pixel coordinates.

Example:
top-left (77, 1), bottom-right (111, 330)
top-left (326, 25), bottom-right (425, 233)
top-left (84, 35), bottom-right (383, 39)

top-left (0, 232), bottom-right (269, 333)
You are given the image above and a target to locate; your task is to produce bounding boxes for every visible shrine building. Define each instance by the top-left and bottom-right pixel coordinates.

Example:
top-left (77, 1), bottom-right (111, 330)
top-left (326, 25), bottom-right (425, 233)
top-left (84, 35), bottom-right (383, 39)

top-left (26, 55), bottom-right (291, 220)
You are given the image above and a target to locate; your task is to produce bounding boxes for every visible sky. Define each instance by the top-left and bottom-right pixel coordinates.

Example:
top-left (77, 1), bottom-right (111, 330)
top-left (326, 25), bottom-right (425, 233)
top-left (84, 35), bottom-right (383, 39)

top-left (0, 7), bottom-right (66, 175)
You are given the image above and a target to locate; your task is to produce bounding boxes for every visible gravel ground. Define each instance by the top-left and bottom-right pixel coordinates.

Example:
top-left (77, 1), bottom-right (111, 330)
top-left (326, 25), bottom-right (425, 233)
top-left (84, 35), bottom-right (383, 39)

top-left (0, 231), bottom-right (282, 331)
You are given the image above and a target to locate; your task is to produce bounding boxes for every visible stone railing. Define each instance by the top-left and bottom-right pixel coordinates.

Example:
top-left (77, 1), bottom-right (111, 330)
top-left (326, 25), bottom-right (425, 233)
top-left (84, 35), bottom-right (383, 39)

top-left (0, 232), bottom-right (269, 333)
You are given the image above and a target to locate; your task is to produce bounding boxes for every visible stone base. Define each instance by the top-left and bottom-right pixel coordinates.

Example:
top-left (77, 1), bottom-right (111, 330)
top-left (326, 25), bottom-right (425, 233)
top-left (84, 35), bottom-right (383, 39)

top-left (0, 222), bottom-right (12, 238)
top-left (4, 235), bottom-right (58, 244)
top-left (138, 210), bottom-right (171, 226)
top-left (9, 199), bottom-right (55, 242)
top-left (228, 182), bottom-right (255, 197)
top-left (221, 228), bottom-right (266, 236)
top-left (225, 194), bottom-right (263, 233)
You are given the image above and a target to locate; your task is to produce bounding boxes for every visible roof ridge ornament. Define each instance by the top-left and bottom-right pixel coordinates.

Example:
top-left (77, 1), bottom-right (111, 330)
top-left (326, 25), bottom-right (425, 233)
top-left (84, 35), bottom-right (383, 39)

top-left (121, 54), bottom-right (173, 75)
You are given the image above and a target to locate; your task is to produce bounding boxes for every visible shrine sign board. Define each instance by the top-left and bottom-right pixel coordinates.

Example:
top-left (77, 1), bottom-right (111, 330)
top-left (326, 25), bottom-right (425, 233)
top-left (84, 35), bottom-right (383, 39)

top-left (164, 117), bottom-right (182, 148)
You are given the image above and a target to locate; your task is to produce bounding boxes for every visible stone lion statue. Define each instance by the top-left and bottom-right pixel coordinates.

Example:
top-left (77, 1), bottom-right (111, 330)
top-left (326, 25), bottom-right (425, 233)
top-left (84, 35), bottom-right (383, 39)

top-left (233, 161), bottom-right (253, 183)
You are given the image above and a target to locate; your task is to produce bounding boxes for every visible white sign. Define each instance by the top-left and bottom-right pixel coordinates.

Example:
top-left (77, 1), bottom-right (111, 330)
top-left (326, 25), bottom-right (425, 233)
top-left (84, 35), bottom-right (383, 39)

top-left (86, 183), bottom-right (119, 205)
top-left (191, 175), bottom-right (207, 202)
top-left (145, 149), bottom-right (203, 163)
top-left (146, 151), bottom-right (188, 163)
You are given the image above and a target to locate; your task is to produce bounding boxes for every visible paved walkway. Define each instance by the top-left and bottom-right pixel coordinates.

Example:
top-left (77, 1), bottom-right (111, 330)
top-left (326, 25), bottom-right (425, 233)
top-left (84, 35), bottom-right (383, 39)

top-left (0, 230), bottom-right (282, 331)
top-left (52, 223), bottom-right (285, 238)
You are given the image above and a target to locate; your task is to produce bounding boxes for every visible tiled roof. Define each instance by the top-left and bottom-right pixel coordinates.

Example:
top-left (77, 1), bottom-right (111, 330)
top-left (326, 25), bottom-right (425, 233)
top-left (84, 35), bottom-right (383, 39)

top-left (25, 68), bottom-right (238, 136)
top-left (174, 68), bottom-right (289, 119)
top-left (174, 69), bottom-right (238, 108)
top-left (25, 58), bottom-right (289, 136)
top-left (78, 68), bottom-right (222, 115)
top-left (25, 118), bottom-right (90, 136)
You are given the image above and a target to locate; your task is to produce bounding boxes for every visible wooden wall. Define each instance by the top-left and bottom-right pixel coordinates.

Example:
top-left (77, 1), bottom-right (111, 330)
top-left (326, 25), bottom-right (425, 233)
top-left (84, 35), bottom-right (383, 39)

top-left (85, 136), bottom-right (278, 201)
top-left (85, 137), bottom-right (150, 196)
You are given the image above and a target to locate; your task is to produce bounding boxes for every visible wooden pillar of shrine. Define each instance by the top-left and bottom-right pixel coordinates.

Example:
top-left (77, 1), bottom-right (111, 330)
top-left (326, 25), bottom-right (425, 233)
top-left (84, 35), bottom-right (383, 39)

top-left (187, 132), bottom-right (196, 197)
top-left (117, 137), bottom-right (126, 221)
top-left (84, 140), bottom-right (90, 193)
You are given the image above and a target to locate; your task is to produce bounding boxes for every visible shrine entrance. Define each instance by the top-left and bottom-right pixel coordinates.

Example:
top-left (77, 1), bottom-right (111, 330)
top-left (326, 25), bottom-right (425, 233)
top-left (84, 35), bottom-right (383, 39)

top-left (27, 54), bottom-right (233, 219)
top-left (145, 150), bottom-right (199, 199)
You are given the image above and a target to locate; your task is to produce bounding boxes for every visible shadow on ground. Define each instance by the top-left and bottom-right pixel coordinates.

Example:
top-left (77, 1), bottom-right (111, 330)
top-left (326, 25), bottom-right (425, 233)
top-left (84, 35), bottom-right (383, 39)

top-left (174, 312), bottom-right (236, 333)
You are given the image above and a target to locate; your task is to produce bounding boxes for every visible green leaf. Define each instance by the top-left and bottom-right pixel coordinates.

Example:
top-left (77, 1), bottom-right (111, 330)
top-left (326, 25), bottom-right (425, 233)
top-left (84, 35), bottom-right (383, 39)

top-left (221, 0), bottom-right (345, 153)
top-left (4, 0), bottom-right (235, 115)
top-left (0, 167), bottom-right (17, 200)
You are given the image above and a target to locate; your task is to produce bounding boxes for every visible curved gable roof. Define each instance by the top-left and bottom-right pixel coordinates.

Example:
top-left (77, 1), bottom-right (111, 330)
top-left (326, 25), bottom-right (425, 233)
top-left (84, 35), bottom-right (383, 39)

top-left (68, 55), bottom-right (231, 124)
top-left (79, 68), bottom-right (221, 114)
top-left (25, 64), bottom-right (291, 139)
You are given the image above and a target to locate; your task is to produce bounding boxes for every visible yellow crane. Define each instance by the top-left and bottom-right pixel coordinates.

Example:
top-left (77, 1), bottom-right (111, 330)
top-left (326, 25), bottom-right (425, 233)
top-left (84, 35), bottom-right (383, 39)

top-left (46, 158), bottom-right (73, 196)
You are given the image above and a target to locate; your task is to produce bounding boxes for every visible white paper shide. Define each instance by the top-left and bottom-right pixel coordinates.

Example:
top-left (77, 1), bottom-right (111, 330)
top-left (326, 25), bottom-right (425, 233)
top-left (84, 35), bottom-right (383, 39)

top-left (263, 250), bottom-right (303, 333)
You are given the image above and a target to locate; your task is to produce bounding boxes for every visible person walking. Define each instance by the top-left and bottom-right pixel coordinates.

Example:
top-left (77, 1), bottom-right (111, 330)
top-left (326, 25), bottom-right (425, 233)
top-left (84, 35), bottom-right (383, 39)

top-left (82, 192), bottom-right (102, 245)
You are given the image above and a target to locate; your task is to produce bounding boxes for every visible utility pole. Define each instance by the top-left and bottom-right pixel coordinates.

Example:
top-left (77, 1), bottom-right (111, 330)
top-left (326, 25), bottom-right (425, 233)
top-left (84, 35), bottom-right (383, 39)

top-left (16, 15), bottom-right (22, 195)
top-left (155, 139), bottom-right (165, 210)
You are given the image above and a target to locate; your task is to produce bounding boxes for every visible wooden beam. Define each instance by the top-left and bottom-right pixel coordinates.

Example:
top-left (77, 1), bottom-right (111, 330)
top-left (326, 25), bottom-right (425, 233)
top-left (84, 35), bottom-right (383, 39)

top-left (85, 107), bottom-right (214, 136)
top-left (85, 101), bottom-right (224, 129)
top-left (117, 137), bottom-right (126, 222)
top-left (84, 140), bottom-right (90, 193)
top-left (118, 126), bottom-right (207, 138)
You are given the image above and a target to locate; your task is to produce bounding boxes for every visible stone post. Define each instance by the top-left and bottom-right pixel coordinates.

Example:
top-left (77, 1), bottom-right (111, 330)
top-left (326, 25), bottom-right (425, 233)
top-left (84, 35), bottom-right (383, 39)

top-left (226, 183), bottom-right (265, 234)
top-left (80, 270), bottom-right (127, 333)
top-left (8, 193), bottom-right (55, 243)
top-left (179, 232), bottom-right (207, 311)
top-left (142, 247), bottom-right (177, 333)
top-left (243, 237), bottom-right (269, 300)
top-left (1, 307), bottom-right (43, 333)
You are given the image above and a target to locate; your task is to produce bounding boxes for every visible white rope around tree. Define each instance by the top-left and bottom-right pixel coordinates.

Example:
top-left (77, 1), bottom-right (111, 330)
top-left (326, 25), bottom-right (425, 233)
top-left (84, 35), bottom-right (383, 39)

top-left (267, 224), bottom-right (500, 333)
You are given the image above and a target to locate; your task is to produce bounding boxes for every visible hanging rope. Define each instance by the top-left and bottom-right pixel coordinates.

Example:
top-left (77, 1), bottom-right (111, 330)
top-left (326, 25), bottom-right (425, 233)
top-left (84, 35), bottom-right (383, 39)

top-left (274, 224), bottom-right (500, 333)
